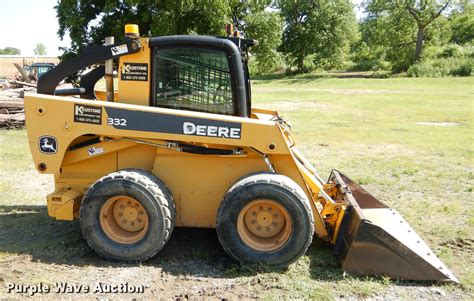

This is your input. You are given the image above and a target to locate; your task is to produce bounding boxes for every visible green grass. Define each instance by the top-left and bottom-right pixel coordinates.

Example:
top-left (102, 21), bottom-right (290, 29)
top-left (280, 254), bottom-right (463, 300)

top-left (0, 75), bottom-right (473, 299)
top-left (250, 75), bottom-right (474, 297)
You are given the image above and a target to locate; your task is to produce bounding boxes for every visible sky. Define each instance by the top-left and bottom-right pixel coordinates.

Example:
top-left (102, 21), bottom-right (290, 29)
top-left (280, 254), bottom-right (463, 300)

top-left (0, 0), bottom-right (71, 56)
top-left (0, 0), bottom-right (364, 57)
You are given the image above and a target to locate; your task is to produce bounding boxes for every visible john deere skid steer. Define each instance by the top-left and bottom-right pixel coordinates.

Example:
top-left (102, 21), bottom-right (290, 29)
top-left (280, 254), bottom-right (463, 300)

top-left (24, 25), bottom-right (457, 282)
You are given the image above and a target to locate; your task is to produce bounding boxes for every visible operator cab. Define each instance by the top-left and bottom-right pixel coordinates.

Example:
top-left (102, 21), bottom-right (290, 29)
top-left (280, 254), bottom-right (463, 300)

top-left (150, 34), bottom-right (254, 117)
top-left (36, 24), bottom-right (255, 118)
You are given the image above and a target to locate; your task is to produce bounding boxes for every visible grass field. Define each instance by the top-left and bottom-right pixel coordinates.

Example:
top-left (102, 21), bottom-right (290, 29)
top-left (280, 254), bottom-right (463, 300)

top-left (0, 75), bottom-right (473, 299)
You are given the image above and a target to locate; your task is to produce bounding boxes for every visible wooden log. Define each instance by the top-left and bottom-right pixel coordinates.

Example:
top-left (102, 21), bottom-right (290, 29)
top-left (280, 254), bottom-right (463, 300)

top-left (9, 80), bottom-right (37, 88)
top-left (13, 63), bottom-right (32, 83)
top-left (0, 113), bottom-right (24, 120)
top-left (0, 100), bottom-right (24, 108)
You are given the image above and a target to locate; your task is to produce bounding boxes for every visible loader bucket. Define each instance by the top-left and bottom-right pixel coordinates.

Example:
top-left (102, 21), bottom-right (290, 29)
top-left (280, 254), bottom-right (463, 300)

top-left (330, 170), bottom-right (458, 283)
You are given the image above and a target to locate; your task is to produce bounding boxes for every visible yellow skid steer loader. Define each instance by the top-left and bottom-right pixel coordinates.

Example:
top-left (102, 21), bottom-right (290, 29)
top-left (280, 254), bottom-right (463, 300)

top-left (24, 24), bottom-right (457, 282)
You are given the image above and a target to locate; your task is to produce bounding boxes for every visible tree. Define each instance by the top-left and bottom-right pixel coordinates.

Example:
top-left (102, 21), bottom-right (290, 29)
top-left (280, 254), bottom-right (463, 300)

top-left (56, 0), bottom-right (283, 76)
top-left (365, 0), bottom-right (453, 62)
top-left (0, 47), bottom-right (21, 55)
top-left (229, 0), bottom-right (283, 74)
top-left (56, 0), bottom-right (229, 60)
top-left (34, 43), bottom-right (47, 55)
top-left (276, 0), bottom-right (358, 72)
top-left (449, 0), bottom-right (474, 44)
top-left (356, 8), bottom-right (419, 71)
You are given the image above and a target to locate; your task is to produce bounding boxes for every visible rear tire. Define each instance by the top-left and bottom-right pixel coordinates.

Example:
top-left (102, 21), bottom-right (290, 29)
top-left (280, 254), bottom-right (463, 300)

top-left (80, 170), bottom-right (175, 262)
top-left (216, 173), bottom-right (314, 268)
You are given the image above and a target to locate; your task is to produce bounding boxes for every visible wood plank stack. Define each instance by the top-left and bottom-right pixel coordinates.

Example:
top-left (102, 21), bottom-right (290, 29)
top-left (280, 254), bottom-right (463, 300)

top-left (0, 87), bottom-right (35, 129)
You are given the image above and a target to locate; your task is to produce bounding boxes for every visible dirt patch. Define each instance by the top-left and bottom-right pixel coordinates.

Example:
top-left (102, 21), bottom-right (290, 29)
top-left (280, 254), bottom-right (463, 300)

top-left (416, 121), bottom-right (460, 127)
top-left (440, 238), bottom-right (474, 253)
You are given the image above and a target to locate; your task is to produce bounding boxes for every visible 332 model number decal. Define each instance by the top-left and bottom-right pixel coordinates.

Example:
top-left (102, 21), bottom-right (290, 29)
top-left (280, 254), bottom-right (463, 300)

top-left (107, 117), bottom-right (127, 126)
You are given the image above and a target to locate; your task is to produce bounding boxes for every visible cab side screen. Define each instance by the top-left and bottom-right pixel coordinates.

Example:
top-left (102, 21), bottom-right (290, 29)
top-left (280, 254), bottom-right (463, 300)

top-left (153, 47), bottom-right (234, 115)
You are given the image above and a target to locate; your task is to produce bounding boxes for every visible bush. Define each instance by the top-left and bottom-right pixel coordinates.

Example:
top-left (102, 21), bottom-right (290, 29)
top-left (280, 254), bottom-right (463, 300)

top-left (439, 44), bottom-right (464, 58)
top-left (408, 58), bottom-right (473, 77)
top-left (407, 44), bottom-right (473, 77)
top-left (452, 62), bottom-right (473, 76)
top-left (350, 59), bottom-right (392, 72)
top-left (249, 51), bottom-right (286, 76)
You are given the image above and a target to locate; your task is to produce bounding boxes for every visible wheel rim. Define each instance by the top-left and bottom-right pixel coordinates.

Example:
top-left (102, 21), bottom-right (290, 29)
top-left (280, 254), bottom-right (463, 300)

top-left (237, 199), bottom-right (292, 252)
top-left (100, 195), bottom-right (149, 244)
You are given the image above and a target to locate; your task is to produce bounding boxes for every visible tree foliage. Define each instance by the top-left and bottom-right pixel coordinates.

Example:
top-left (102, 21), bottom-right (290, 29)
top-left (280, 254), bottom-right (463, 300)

top-left (449, 0), bottom-right (474, 44)
top-left (0, 47), bottom-right (21, 55)
top-left (55, 0), bottom-right (283, 74)
top-left (361, 0), bottom-right (453, 72)
top-left (54, 0), bottom-right (473, 76)
top-left (56, 0), bottom-right (229, 60)
top-left (277, 0), bottom-right (357, 72)
top-left (228, 0), bottom-right (283, 74)
top-left (34, 43), bottom-right (47, 56)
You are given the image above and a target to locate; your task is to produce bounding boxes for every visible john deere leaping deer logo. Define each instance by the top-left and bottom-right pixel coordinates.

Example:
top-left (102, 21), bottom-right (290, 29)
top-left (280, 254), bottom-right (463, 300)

top-left (39, 136), bottom-right (58, 154)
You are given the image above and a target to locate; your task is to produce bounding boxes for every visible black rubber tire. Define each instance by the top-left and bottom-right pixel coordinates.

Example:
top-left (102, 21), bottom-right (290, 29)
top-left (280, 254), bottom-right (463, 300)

top-left (216, 172), bottom-right (314, 268)
top-left (122, 168), bottom-right (176, 224)
top-left (80, 170), bottom-right (175, 262)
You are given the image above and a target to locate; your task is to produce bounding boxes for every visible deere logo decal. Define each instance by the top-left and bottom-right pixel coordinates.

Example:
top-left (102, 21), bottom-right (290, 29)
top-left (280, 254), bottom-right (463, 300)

top-left (39, 136), bottom-right (58, 154)
top-left (104, 107), bottom-right (242, 139)
top-left (183, 121), bottom-right (241, 139)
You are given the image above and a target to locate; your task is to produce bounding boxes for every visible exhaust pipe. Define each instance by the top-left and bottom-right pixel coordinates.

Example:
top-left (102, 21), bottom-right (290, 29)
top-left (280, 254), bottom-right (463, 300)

top-left (105, 36), bottom-right (114, 102)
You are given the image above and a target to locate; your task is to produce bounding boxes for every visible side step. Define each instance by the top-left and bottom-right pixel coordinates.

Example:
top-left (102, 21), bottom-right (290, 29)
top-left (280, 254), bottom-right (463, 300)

top-left (330, 170), bottom-right (458, 282)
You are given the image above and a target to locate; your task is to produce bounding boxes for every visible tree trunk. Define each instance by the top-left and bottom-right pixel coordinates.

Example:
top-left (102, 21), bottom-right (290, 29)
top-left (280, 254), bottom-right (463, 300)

top-left (415, 25), bottom-right (425, 62)
top-left (297, 55), bottom-right (305, 72)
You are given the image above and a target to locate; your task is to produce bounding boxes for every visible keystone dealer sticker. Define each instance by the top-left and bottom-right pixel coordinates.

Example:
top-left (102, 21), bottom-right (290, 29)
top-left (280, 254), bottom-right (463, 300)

top-left (121, 63), bottom-right (148, 81)
top-left (74, 104), bottom-right (102, 125)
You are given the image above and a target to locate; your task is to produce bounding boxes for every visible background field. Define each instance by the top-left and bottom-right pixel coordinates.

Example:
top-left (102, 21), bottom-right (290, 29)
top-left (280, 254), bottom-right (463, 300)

top-left (0, 75), bottom-right (473, 299)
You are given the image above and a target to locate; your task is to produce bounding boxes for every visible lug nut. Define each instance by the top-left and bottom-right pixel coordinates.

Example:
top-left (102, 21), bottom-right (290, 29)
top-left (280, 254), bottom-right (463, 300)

top-left (257, 226), bottom-right (262, 231)
top-left (251, 220), bottom-right (256, 224)
top-left (118, 213), bottom-right (123, 217)
top-left (266, 227), bottom-right (271, 232)
top-left (268, 207), bottom-right (272, 211)
top-left (252, 211), bottom-right (256, 216)
top-left (120, 205), bottom-right (125, 209)
top-left (272, 222), bottom-right (277, 227)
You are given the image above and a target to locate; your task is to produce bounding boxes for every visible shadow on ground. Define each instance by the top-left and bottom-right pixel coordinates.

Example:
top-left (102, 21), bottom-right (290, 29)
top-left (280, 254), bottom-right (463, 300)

top-left (252, 72), bottom-right (373, 84)
top-left (0, 205), bottom-right (441, 288)
top-left (0, 205), bottom-right (232, 278)
top-left (252, 73), bottom-right (329, 84)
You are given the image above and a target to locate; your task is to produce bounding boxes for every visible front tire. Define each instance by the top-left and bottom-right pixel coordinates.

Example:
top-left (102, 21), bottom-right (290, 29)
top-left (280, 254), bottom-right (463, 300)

top-left (80, 170), bottom-right (175, 262)
top-left (216, 173), bottom-right (314, 268)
